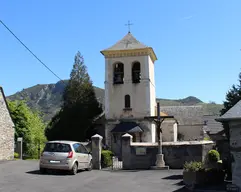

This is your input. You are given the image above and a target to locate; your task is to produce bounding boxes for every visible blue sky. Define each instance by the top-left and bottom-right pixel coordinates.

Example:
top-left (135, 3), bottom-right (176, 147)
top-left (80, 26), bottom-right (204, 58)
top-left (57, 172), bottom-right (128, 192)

top-left (0, 0), bottom-right (241, 104)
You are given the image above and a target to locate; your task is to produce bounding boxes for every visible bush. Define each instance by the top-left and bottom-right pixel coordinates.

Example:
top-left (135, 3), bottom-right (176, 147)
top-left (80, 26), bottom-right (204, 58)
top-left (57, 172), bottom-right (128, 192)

top-left (203, 137), bottom-right (211, 141)
top-left (14, 152), bottom-right (19, 159)
top-left (184, 161), bottom-right (205, 172)
top-left (207, 150), bottom-right (220, 163)
top-left (101, 150), bottom-right (113, 168)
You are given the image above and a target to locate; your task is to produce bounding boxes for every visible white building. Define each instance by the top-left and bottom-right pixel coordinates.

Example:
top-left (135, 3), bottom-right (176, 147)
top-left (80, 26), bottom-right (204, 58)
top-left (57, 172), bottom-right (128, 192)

top-left (100, 32), bottom-right (158, 156)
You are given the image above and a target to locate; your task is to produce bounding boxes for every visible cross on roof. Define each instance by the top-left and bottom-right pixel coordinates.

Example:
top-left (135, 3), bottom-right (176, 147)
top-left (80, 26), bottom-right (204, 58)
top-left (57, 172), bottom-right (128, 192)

top-left (125, 20), bottom-right (133, 33)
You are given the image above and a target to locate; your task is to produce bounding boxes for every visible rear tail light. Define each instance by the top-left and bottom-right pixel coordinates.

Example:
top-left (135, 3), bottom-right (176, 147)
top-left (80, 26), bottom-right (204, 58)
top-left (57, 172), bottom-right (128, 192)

top-left (67, 151), bottom-right (73, 158)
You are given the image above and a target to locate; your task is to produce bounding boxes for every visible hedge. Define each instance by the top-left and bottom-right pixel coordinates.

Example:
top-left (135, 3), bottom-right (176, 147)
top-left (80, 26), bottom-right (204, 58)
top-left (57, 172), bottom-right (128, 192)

top-left (14, 152), bottom-right (19, 159)
top-left (101, 150), bottom-right (113, 168)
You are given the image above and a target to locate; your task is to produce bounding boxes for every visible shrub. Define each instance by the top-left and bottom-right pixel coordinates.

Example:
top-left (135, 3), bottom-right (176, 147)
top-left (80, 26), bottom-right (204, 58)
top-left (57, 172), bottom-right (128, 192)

top-left (14, 152), bottom-right (19, 159)
top-left (203, 137), bottom-right (211, 141)
top-left (101, 150), bottom-right (113, 168)
top-left (207, 150), bottom-right (220, 163)
top-left (184, 161), bottom-right (204, 172)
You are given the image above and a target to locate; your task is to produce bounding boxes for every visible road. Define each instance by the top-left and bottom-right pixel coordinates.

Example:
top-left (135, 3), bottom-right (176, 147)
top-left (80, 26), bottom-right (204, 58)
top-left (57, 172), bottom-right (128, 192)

top-left (0, 160), bottom-right (187, 192)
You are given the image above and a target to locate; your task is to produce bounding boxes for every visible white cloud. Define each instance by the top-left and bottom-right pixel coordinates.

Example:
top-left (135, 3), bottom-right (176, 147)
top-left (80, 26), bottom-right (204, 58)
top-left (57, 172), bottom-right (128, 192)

top-left (181, 15), bottom-right (194, 20)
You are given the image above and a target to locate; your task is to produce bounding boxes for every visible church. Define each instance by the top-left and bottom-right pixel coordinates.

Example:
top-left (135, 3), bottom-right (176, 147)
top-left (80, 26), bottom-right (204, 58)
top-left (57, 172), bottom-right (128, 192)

top-left (99, 31), bottom-right (161, 156)
top-left (95, 31), bottom-right (212, 157)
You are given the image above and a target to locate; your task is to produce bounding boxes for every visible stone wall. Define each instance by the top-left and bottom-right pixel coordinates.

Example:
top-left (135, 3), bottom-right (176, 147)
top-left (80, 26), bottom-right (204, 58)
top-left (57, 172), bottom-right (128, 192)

top-left (0, 88), bottom-right (15, 160)
top-left (122, 134), bottom-right (214, 169)
top-left (162, 141), bottom-right (214, 168)
top-left (229, 120), bottom-right (241, 190)
top-left (178, 124), bottom-right (204, 141)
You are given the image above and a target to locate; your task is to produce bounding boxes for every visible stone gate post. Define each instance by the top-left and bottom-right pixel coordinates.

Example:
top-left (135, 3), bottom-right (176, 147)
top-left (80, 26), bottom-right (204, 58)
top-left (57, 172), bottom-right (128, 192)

top-left (122, 133), bottom-right (133, 170)
top-left (91, 134), bottom-right (103, 170)
top-left (16, 137), bottom-right (23, 160)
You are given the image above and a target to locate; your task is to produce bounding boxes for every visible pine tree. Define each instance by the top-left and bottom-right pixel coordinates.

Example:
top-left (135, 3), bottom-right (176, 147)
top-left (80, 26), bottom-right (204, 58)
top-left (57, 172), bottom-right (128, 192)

top-left (45, 51), bottom-right (102, 141)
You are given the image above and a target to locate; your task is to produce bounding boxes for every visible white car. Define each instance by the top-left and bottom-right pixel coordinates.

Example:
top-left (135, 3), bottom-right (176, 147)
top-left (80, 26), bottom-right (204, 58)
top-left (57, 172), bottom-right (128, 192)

top-left (39, 140), bottom-right (93, 175)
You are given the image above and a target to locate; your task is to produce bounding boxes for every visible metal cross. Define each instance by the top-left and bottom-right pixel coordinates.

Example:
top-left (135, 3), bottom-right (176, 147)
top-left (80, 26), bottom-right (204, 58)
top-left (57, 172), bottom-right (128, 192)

top-left (125, 20), bottom-right (133, 33)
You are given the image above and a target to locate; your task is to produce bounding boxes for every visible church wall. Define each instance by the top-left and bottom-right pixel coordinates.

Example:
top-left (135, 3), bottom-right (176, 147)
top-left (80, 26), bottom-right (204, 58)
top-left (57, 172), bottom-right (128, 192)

top-left (148, 56), bottom-right (156, 116)
top-left (105, 56), bottom-right (154, 119)
top-left (178, 124), bottom-right (204, 141)
top-left (138, 121), bottom-right (152, 142)
top-left (105, 119), bottom-right (154, 157)
top-left (151, 123), bottom-right (156, 143)
top-left (161, 119), bottom-right (177, 142)
top-left (104, 58), bottom-right (110, 118)
top-left (173, 123), bottom-right (178, 142)
top-left (105, 123), bottom-right (116, 147)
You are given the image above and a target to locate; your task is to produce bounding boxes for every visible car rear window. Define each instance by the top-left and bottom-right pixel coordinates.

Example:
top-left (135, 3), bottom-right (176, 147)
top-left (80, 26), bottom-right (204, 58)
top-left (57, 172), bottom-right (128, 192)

top-left (44, 143), bottom-right (72, 153)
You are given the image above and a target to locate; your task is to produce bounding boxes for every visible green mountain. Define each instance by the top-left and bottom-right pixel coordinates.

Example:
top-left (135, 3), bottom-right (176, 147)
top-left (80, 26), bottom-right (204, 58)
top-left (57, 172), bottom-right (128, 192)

top-left (7, 80), bottom-right (223, 122)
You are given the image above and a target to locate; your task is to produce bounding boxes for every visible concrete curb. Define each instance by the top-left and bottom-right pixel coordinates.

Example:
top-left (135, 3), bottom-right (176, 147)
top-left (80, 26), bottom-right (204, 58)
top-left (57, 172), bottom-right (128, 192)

top-left (194, 190), bottom-right (226, 192)
top-left (185, 186), bottom-right (226, 192)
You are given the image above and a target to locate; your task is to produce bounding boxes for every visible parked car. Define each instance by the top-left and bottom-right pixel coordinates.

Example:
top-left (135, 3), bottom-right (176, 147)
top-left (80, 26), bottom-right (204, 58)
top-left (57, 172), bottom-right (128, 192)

top-left (39, 140), bottom-right (93, 175)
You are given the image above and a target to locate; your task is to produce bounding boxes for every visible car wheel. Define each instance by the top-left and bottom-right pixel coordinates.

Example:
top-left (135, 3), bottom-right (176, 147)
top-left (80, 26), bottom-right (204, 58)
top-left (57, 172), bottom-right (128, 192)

top-left (87, 160), bottom-right (93, 171)
top-left (70, 162), bottom-right (78, 175)
top-left (39, 168), bottom-right (46, 174)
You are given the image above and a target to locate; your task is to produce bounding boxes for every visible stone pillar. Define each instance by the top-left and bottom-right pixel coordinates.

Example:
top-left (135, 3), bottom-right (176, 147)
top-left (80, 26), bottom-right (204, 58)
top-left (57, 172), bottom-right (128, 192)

top-left (16, 137), bottom-right (23, 160)
top-left (122, 133), bottom-right (132, 170)
top-left (91, 134), bottom-right (102, 170)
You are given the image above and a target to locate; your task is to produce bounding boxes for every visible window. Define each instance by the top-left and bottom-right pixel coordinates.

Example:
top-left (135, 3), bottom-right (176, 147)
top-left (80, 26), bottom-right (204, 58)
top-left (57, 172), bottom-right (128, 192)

top-left (113, 63), bottom-right (124, 84)
top-left (125, 94), bottom-right (131, 108)
top-left (73, 143), bottom-right (81, 153)
top-left (79, 144), bottom-right (88, 154)
top-left (132, 62), bottom-right (141, 83)
top-left (73, 143), bottom-right (88, 154)
top-left (44, 143), bottom-right (71, 153)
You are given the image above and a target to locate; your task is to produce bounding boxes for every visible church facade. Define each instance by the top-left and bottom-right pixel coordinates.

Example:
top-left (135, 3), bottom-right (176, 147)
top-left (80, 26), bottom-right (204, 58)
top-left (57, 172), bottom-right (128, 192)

top-left (100, 32), bottom-right (158, 156)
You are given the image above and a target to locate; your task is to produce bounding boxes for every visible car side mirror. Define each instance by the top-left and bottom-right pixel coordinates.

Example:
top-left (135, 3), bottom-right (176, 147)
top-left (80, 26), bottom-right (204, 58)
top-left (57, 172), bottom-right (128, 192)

top-left (88, 151), bottom-right (92, 155)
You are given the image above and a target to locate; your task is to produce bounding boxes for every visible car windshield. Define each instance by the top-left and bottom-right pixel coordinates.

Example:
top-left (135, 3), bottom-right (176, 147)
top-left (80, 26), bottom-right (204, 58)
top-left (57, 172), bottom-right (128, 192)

top-left (44, 143), bottom-right (71, 153)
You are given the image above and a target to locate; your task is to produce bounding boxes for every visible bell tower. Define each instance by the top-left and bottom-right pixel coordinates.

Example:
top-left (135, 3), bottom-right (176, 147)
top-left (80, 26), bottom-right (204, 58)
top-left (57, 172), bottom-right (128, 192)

top-left (101, 32), bottom-right (157, 120)
top-left (100, 32), bottom-right (158, 149)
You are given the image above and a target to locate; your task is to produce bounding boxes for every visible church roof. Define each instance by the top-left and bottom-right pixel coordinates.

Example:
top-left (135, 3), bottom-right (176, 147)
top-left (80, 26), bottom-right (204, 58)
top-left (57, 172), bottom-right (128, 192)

top-left (160, 105), bottom-right (204, 125)
top-left (216, 100), bottom-right (241, 122)
top-left (203, 115), bottom-right (224, 134)
top-left (102, 32), bottom-right (148, 51)
top-left (111, 122), bottom-right (143, 133)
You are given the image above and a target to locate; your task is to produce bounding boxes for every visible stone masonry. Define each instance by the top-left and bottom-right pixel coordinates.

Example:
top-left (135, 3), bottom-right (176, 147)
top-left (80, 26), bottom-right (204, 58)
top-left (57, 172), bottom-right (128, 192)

top-left (0, 87), bottom-right (15, 160)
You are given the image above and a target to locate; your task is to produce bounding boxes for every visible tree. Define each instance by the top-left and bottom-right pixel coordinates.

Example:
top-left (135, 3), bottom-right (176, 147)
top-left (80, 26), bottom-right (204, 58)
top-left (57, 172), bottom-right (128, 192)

top-left (8, 100), bottom-right (46, 158)
top-left (45, 51), bottom-right (102, 141)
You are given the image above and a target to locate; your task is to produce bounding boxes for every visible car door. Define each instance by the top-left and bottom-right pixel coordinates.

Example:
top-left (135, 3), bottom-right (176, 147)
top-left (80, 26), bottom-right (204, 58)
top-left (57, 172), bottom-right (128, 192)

top-left (79, 144), bottom-right (89, 168)
top-left (73, 143), bottom-right (85, 169)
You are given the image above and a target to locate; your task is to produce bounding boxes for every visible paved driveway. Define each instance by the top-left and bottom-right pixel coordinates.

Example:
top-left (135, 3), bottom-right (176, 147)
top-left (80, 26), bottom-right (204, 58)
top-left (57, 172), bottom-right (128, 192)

top-left (0, 160), bottom-right (187, 192)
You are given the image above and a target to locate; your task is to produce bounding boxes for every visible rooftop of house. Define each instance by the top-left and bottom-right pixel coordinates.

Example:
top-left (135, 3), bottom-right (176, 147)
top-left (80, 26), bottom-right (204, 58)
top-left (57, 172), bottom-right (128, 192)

top-left (159, 105), bottom-right (204, 125)
top-left (216, 100), bottom-right (241, 122)
top-left (203, 115), bottom-right (224, 134)
top-left (94, 105), bottom-right (217, 127)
